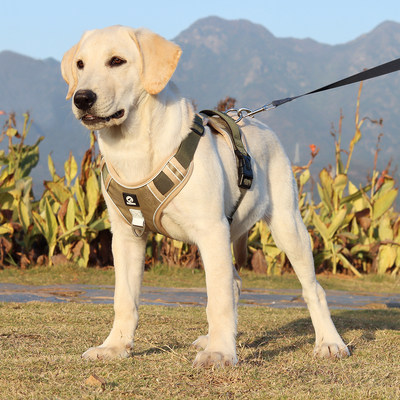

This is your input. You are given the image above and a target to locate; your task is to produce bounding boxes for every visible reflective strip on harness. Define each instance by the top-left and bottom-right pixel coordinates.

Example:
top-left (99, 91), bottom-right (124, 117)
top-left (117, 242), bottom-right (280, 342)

top-left (101, 115), bottom-right (204, 237)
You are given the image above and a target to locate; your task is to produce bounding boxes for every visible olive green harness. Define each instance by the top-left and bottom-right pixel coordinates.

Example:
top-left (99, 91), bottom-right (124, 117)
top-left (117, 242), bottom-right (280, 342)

top-left (101, 111), bottom-right (253, 237)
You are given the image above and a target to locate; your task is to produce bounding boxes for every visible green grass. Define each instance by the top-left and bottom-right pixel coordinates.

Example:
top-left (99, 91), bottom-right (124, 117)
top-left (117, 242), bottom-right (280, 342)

top-left (0, 302), bottom-right (399, 399)
top-left (1, 263), bottom-right (399, 294)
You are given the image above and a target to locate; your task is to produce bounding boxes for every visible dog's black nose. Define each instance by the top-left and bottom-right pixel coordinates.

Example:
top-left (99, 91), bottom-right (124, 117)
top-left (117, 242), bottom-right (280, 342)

top-left (74, 90), bottom-right (97, 110)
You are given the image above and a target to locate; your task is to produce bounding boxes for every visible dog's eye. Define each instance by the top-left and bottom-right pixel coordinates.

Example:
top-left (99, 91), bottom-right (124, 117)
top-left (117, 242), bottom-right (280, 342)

top-left (77, 60), bottom-right (84, 70)
top-left (109, 57), bottom-right (126, 67)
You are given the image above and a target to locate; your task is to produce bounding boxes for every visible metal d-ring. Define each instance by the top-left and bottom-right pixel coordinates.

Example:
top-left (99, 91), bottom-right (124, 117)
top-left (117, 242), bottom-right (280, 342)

top-left (225, 103), bottom-right (276, 122)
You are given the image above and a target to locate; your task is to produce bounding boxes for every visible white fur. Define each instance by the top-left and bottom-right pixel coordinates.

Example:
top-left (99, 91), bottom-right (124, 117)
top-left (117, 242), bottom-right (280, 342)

top-left (62, 25), bottom-right (350, 367)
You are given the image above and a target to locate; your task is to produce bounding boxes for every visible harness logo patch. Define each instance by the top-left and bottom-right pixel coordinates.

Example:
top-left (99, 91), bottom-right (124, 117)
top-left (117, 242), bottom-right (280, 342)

top-left (123, 193), bottom-right (140, 207)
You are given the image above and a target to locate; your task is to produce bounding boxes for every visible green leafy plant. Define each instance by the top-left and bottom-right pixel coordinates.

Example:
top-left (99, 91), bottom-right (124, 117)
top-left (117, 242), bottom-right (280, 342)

top-left (34, 132), bottom-right (110, 266)
top-left (0, 112), bottom-right (43, 267)
top-left (309, 84), bottom-right (399, 276)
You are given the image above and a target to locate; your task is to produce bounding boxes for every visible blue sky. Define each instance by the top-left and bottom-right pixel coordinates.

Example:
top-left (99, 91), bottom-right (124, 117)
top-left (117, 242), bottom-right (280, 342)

top-left (1, 1), bottom-right (400, 61)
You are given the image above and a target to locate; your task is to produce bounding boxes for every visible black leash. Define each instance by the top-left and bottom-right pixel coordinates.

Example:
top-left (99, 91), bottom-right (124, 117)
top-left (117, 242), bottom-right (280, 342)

top-left (227, 57), bottom-right (400, 121)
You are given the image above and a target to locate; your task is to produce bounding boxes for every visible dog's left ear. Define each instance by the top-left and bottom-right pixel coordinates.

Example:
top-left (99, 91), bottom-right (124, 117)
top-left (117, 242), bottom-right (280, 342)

top-left (129, 28), bottom-right (182, 95)
top-left (61, 43), bottom-right (79, 100)
top-left (61, 30), bottom-right (93, 100)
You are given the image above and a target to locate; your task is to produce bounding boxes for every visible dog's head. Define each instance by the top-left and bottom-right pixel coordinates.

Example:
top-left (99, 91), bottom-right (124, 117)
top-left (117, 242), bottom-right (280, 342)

top-left (61, 26), bottom-right (182, 130)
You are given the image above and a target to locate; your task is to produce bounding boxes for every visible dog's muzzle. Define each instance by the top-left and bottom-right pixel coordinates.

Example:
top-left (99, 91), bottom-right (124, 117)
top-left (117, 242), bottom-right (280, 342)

top-left (74, 89), bottom-right (125, 124)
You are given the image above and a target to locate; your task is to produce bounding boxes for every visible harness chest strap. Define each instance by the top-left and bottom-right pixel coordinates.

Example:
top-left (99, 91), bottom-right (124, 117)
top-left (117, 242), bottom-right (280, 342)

top-left (101, 114), bottom-right (204, 237)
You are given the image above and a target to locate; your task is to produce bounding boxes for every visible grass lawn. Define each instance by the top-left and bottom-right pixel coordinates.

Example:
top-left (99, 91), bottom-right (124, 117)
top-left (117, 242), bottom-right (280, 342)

top-left (1, 263), bottom-right (399, 294)
top-left (0, 303), bottom-right (399, 399)
top-left (1, 265), bottom-right (399, 398)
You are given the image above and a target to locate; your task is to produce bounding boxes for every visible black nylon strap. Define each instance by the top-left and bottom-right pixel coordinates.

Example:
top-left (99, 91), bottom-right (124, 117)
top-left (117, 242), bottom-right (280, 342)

top-left (271, 57), bottom-right (400, 108)
top-left (200, 109), bottom-right (254, 224)
top-left (174, 114), bottom-right (204, 169)
top-left (200, 109), bottom-right (253, 190)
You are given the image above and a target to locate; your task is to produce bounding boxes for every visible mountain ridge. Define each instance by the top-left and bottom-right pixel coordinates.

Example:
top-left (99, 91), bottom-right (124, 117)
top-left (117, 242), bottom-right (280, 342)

top-left (1, 17), bottom-right (399, 193)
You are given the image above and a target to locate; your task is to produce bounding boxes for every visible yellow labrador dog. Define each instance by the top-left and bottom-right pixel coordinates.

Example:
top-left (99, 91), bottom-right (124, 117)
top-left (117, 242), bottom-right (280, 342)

top-left (61, 25), bottom-right (349, 367)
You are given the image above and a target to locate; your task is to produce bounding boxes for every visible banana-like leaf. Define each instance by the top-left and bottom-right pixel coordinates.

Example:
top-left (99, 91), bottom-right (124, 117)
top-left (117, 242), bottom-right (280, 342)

top-left (31, 210), bottom-right (46, 237)
top-left (17, 201), bottom-right (30, 233)
top-left (64, 153), bottom-right (78, 186)
top-left (0, 223), bottom-right (14, 235)
top-left (17, 138), bottom-right (43, 180)
top-left (299, 169), bottom-right (310, 188)
top-left (65, 198), bottom-right (76, 232)
top-left (45, 180), bottom-right (72, 205)
top-left (378, 214), bottom-right (393, 241)
top-left (44, 197), bottom-right (58, 248)
top-left (350, 243), bottom-right (371, 255)
top-left (74, 179), bottom-right (86, 221)
top-left (372, 188), bottom-right (398, 220)
top-left (341, 182), bottom-right (371, 209)
top-left (85, 169), bottom-right (100, 223)
top-left (47, 154), bottom-right (57, 181)
top-left (77, 241), bottom-right (90, 268)
top-left (376, 179), bottom-right (395, 197)
top-left (377, 245), bottom-right (397, 275)
top-left (6, 127), bottom-right (18, 137)
top-left (328, 207), bottom-right (348, 239)
top-left (263, 243), bottom-right (283, 258)
top-left (333, 174), bottom-right (347, 198)
top-left (317, 169), bottom-right (334, 213)
top-left (312, 211), bottom-right (329, 246)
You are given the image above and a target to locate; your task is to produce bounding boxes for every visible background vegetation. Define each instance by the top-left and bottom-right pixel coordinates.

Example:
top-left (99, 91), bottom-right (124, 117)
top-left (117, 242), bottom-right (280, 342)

top-left (0, 85), bottom-right (399, 276)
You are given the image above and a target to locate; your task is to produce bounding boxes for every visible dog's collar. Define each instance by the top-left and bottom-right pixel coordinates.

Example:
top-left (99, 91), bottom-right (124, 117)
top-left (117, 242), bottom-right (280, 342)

top-left (101, 114), bottom-right (204, 237)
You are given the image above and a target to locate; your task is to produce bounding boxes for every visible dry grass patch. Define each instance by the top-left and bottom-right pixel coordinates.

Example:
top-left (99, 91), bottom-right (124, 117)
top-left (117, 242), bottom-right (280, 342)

top-left (0, 303), bottom-right (399, 399)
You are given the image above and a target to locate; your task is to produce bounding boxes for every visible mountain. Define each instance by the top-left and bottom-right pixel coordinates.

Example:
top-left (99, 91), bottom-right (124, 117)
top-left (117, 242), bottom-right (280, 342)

top-left (173, 18), bottom-right (400, 181)
top-left (1, 17), bottom-right (400, 195)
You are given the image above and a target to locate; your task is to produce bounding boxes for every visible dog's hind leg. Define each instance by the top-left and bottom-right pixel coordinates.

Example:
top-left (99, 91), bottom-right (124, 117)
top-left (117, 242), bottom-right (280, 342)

top-left (266, 208), bottom-right (349, 358)
top-left (265, 165), bottom-right (349, 358)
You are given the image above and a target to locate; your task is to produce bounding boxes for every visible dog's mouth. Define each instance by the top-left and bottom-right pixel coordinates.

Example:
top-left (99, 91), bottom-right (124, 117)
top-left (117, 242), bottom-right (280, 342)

top-left (81, 109), bottom-right (125, 124)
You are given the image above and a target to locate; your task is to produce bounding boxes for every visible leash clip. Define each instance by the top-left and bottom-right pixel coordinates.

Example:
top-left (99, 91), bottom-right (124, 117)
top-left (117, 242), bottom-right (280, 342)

top-left (226, 103), bottom-right (276, 122)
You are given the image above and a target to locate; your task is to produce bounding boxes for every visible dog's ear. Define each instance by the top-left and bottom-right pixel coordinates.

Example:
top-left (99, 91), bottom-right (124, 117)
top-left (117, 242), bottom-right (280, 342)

top-left (61, 43), bottom-right (80, 100)
top-left (61, 31), bottom-right (93, 100)
top-left (129, 28), bottom-right (182, 95)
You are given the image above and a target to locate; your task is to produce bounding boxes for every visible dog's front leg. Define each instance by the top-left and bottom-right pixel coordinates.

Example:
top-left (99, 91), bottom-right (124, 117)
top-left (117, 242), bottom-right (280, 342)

top-left (193, 221), bottom-right (237, 368)
top-left (82, 230), bottom-right (146, 360)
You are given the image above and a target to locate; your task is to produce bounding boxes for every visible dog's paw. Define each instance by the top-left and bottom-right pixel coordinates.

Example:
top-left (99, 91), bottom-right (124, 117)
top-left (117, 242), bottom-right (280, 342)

top-left (314, 343), bottom-right (350, 359)
top-left (82, 344), bottom-right (133, 360)
top-left (192, 335), bottom-right (208, 350)
top-left (192, 350), bottom-right (237, 368)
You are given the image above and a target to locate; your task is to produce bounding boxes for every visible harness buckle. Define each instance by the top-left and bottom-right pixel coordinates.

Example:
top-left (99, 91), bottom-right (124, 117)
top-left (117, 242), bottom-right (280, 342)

top-left (129, 209), bottom-right (146, 237)
top-left (235, 150), bottom-right (253, 189)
